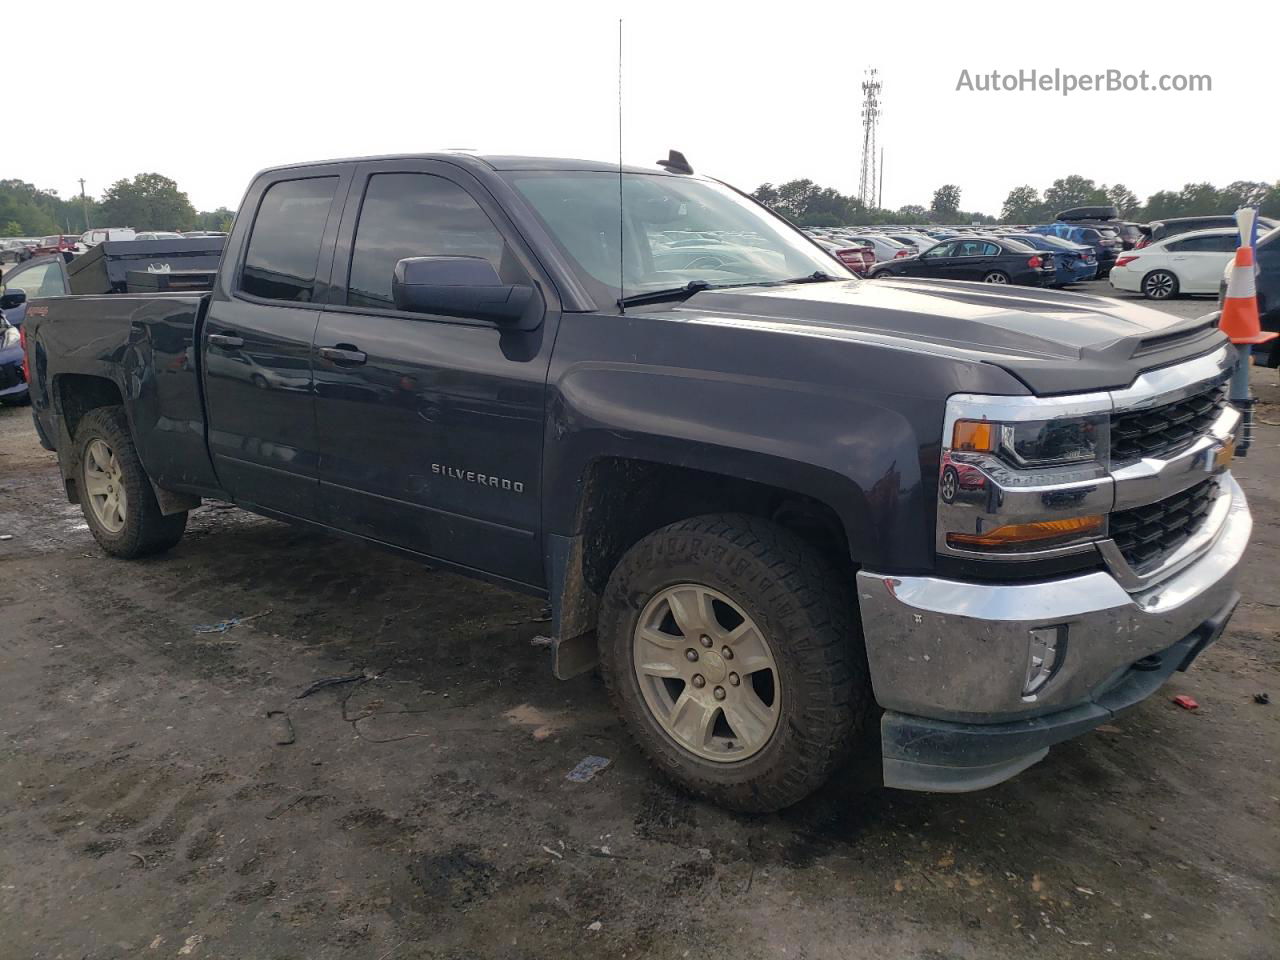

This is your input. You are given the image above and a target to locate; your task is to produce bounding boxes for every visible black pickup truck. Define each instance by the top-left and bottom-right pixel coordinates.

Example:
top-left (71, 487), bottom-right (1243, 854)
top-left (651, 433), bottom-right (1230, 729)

top-left (18, 153), bottom-right (1252, 811)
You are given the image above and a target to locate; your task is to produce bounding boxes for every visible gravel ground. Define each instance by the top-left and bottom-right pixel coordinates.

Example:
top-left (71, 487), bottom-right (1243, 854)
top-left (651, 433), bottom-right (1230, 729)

top-left (0, 283), bottom-right (1277, 960)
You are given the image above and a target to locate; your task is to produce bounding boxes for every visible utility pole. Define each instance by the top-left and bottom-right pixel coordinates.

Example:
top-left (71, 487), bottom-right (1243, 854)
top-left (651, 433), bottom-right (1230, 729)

top-left (78, 178), bottom-right (90, 231)
top-left (857, 69), bottom-right (881, 208)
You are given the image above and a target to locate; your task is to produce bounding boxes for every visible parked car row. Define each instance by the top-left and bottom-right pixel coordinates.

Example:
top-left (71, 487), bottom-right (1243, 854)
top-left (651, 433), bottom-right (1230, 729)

top-left (0, 228), bottom-right (230, 264)
top-left (797, 208), bottom-right (1276, 292)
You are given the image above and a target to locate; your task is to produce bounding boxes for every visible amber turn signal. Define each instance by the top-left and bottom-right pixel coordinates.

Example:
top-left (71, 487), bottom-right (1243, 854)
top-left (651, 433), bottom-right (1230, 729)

top-left (946, 515), bottom-right (1104, 550)
top-left (952, 419), bottom-right (995, 453)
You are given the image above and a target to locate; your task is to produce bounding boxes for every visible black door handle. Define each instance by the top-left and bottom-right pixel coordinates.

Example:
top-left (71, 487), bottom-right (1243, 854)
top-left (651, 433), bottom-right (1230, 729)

top-left (208, 333), bottom-right (244, 348)
top-left (318, 345), bottom-right (367, 365)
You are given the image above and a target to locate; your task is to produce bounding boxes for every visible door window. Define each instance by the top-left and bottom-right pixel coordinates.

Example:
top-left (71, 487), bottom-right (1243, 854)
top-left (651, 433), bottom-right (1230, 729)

top-left (346, 173), bottom-right (510, 310)
top-left (921, 242), bottom-right (954, 258)
top-left (1170, 234), bottom-right (1236, 253)
top-left (4, 261), bottom-right (65, 297)
top-left (240, 177), bottom-right (338, 303)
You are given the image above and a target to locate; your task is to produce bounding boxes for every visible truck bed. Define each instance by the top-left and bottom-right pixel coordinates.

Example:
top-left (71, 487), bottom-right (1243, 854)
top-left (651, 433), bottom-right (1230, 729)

top-left (26, 292), bottom-right (222, 495)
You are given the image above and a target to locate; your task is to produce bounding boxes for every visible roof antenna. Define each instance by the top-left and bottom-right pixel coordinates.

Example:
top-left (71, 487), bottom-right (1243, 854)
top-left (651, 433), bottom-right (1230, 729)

top-left (657, 150), bottom-right (693, 175)
top-left (617, 17), bottom-right (625, 314)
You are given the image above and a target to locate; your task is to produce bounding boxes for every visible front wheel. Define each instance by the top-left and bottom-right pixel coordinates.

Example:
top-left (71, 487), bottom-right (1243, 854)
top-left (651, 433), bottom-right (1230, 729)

top-left (940, 466), bottom-right (959, 504)
top-left (598, 514), bottom-right (870, 812)
top-left (76, 406), bottom-right (187, 557)
top-left (982, 271), bottom-right (1010, 284)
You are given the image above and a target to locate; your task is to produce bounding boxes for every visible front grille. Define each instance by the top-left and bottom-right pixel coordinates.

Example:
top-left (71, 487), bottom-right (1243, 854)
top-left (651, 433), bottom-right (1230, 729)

top-left (1110, 478), bottom-right (1218, 572)
top-left (1109, 382), bottom-right (1226, 463)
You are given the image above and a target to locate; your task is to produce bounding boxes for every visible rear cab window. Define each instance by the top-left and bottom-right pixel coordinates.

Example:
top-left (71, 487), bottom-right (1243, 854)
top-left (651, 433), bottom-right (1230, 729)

top-left (239, 177), bottom-right (339, 302)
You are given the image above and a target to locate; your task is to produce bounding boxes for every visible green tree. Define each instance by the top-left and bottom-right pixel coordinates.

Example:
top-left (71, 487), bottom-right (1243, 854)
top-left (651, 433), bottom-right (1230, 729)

top-left (1001, 185), bottom-right (1043, 223)
top-left (1216, 181), bottom-right (1270, 213)
top-left (751, 183), bottom-right (780, 208)
top-left (1104, 183), bottom-right (1140, 218)
top-left (97, 173), bottom-right (197, 230)
top-left (193, 207), bottom-right (236, 232)
top-left (930, 184), bottom-right (961, 221)
top-left (894, 204), bottom-right (929, 223)
top-left (1172, 182), bottom-right (1221, 217)
top-left (1260, 183), bottom-right (1280, 219)
top-left (1043, 176), bottom-right (1107, 214)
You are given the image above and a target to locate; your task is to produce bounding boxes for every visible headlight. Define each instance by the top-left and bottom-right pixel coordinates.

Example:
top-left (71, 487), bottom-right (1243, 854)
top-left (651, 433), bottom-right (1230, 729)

top-left (939, 403), bottom-right (1112, 559)
top-left (953, 417), bottom-right (1102, 467)
top-left (0, 323), bottom-right (19, 350)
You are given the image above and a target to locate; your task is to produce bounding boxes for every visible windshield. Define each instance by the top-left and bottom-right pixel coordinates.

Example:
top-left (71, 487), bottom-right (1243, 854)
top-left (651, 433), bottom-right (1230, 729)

top-left (505, 171), bottom-right (853, 306)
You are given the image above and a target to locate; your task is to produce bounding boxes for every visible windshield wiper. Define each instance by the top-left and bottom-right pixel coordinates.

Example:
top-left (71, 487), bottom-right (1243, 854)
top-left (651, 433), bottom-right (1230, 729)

top-left (618, 271), bottom-right (842, 308)
top-left (618, 280), bottom-right (711, 308)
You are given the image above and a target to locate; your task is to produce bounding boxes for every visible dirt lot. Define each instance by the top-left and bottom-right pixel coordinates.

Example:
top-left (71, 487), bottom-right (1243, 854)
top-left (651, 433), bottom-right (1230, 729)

top-left (1, 284), bottom-right (1277, 960)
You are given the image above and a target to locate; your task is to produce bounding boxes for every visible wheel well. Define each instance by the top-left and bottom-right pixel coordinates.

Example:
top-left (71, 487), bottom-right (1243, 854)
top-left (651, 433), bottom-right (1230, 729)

top-left (56, 375), bottom-right (123, 440)
top-left (575, 457), bottom-right (853, 596)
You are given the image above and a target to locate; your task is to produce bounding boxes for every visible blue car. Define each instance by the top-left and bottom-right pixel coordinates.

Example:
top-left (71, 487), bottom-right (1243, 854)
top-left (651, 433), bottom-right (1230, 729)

top-left (1004, 233), bottom-right (1098, 286)
top-left (1029, 223), bottom-right (1123, 277)
top-left (0, 310), bottom-right (25, 404)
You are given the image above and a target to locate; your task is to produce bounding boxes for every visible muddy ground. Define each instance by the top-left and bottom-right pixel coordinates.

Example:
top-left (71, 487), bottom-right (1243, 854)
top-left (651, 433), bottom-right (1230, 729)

top-left (1, 285), bottom-right (1277, 959)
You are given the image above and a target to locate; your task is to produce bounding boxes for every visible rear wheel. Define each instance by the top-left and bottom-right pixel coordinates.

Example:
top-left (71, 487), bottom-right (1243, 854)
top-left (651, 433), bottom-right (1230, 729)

top-left (76, 406), bottom-right (187, 557)
top-left (982, 271), bottom-right (1010, 284)
top-left (1142, 270), bottom-right (1179, 300)
top-left (598, 514), bottom-right (870, 812)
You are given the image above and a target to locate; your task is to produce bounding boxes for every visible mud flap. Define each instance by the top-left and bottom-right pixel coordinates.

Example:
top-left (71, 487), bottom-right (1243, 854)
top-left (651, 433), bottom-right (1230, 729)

top-left (546, 532), bottom-right (600, 679)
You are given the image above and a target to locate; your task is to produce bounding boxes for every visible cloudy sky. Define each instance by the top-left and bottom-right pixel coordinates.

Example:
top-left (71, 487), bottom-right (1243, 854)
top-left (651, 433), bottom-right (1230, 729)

top-left (11, 0), bottom-right (1276, 215)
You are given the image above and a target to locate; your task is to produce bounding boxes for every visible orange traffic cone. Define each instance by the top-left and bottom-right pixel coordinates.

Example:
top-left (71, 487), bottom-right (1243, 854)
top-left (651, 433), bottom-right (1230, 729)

top-left (1219, 243), bottom-right (1278, 345)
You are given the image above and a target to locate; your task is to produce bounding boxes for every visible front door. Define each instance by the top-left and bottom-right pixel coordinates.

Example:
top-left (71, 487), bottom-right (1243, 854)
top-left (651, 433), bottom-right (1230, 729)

top-left (310, 160), bottom-right (555, 586)
top-left (203, 172), bottom-right (347, 517)
top-left (911, 241), bottom-right (956, 277)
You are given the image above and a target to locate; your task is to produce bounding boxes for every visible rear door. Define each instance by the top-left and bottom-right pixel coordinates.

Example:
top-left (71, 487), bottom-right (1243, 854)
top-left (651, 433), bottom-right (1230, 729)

top-left (1167, 233), bottom-right (1236, 292)
top-left (310, 159), bottom-right (556, 586)
top-left (202, 167), bottom-right (351, 518)
top-left (946, 240), bottom-right (994, 280)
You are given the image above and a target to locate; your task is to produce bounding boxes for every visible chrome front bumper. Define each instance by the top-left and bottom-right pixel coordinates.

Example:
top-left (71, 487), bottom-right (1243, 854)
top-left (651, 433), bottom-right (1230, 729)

top-left (857, 473), bottom-right (1251, 789)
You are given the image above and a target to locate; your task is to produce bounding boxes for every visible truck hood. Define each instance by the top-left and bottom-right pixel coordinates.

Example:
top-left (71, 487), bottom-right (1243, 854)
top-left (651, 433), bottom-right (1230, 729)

top-left (669, 277), bottom-right (1226, 395)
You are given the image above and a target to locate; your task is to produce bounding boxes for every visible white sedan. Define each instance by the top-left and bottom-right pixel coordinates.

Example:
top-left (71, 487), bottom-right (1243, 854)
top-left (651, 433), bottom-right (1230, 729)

top-left (1109, 227), bottom-right (1237, 299)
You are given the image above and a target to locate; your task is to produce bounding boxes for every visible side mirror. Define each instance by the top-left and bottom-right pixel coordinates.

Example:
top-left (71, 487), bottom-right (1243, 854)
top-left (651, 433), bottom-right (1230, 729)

top-left (0, 289), bottom-right (26, 310)
top-left (392, 256), bottom-right (537, 329)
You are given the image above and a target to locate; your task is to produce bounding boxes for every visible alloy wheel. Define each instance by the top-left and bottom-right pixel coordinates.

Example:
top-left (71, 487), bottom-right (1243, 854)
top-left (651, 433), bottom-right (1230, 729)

top-left (83, 438), bottom-right (128, 533)
top-left (1144, 272), bottom-right (1175, 299)
top-left (632, 583), bottom-right (781, 762)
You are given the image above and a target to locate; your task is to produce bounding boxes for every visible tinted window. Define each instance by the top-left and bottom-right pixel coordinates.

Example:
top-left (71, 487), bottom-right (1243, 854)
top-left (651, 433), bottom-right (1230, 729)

top-left (347, 174), bottom-right (508, 310)
top-left (1171, 234), bottom-right (1236, 253)
top-left (981, 242), bottom-right (1002, 255)
top-left (240, 177), bottom-right (338, 303)
top-left (922, 242), bottom-right (954, 258)
top-left (1080, 229), bottom-right (1100, 242)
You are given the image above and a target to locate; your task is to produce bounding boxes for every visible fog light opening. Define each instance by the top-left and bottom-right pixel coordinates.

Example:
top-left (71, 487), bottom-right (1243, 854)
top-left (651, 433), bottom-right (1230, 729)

top-left (1022, 626), bottom-right (1064, 700)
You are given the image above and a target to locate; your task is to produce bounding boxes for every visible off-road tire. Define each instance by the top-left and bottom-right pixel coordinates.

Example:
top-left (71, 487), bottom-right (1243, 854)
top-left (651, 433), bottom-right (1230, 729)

top-left (75, 406), bottom-right (187, 557)
top-left (598, 514), bottom-right (870, 812)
